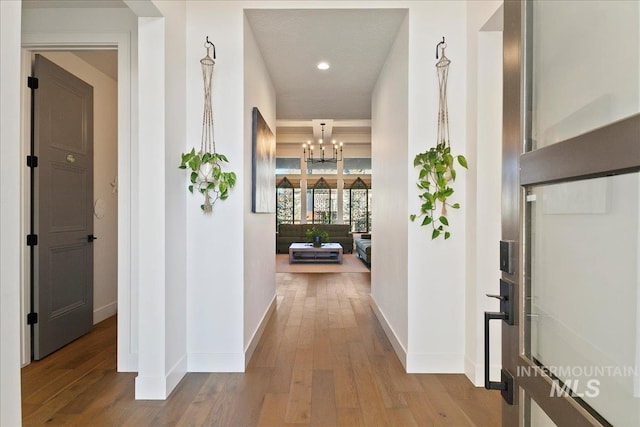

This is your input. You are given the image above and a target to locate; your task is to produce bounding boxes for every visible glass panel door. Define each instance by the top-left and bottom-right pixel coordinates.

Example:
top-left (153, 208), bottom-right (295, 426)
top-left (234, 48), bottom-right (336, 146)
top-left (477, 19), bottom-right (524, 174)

top-left (525, 174), bottom-right (640, 425)
top-left (530, 1), bottom-right (639, 149)
top-left (499, 1), bottom-right (640, 425)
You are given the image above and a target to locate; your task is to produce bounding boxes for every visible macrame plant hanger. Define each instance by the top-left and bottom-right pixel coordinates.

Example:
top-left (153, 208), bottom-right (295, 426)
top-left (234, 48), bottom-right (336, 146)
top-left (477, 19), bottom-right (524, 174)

top-left (436, 37), bottom-right (451, 217)
top-left (436, 37), bottom-right (450, 151)
top-left (200, 37), bottom-right (217, 211)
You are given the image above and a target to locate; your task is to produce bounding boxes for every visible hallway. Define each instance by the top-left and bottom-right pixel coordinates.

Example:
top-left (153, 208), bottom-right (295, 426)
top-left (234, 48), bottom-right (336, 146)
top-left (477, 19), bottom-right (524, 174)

top-left (22, 273), bottom-right (500, 426)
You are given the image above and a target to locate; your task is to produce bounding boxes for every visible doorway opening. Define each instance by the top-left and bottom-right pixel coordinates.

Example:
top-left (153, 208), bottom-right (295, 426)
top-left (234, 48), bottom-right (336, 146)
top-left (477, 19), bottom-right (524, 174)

top-left (20, 47), bottom-right (121, 367)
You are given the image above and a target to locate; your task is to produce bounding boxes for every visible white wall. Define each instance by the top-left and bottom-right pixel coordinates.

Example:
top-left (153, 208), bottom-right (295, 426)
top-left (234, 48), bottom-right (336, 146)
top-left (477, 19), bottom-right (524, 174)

top-left (38, 51), bottom-right (119, 326)
top-left (243, 14), bottom-right (277, 363)
top-left (185, 2), bottom-right (246, 372)
top-left (405, 1), bottom-right (469, 373)
top-left (0, 1), bottom-right (24, 424)
top-left (371, 12), bottom-right (409, 365)
top-left (464, 0), bottom-right (503, 386)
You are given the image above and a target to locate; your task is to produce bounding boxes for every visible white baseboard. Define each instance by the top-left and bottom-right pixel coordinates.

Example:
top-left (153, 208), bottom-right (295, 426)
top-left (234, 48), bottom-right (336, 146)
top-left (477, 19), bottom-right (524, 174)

top-left (188, 353), bottom-right (245, 372)
top-left (118, 352), bottom-right (138, 373)
top-left (135, 375), bottom-right (167, 400)
top-left (369, 296), bottom-right (407, 369)
top-left (406, 352), bottom-right (464, 373)
top-left (166, 354), bottom-right (187, 397)
top-left (94, 301), bottom-right (117, 324)
top-left (134, 354), bottom-right (187, 400)
top-left (465, 355), bottom-right (480, 386)
top-left (465, 354), bottom-right (501, 387)
top-left (245, 296), bottom-right (276, 368)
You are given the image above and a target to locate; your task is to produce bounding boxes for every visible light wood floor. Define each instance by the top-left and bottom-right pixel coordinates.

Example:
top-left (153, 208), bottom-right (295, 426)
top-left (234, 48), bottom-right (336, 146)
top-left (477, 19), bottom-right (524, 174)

top-left (22, 272), bottom-right (501, 426)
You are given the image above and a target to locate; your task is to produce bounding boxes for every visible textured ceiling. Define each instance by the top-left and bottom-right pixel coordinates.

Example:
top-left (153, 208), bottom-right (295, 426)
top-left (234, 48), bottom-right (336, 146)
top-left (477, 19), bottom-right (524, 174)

top-left (245, 9), bottom-right (407, 120)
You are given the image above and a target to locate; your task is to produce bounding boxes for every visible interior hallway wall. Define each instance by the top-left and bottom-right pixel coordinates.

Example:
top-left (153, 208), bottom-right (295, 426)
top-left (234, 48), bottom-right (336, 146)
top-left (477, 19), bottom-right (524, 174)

top-left (185, 2), bottom-right (246, 371)
top-left (405, 1), bottom-right (468, 372)
top-left (243, 13), bottom-right (277, 363)
top-left (371, 12), bottom-right (410, 365)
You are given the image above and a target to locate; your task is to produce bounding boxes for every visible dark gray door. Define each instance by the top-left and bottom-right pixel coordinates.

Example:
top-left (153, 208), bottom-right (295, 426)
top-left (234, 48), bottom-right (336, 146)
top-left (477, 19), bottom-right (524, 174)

top-left (33, 54), bottom-right (94, 360)
top-left (499, 1), bottom-right (640, 425)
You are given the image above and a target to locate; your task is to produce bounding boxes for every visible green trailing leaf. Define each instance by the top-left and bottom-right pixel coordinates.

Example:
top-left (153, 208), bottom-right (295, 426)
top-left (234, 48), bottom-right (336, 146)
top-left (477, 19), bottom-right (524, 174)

top-left (452, 203), bottom-right (460, 209)
top-left (422, 216), bottom-right (432, 226)
top-left (439, 216), bottom-right (449, 226)
top-left (457, 155), bottom-right (468, 169)
top-left (444, 231), bottom-right (451, 240)
top-left (432, 229), bottom-right (440, 239)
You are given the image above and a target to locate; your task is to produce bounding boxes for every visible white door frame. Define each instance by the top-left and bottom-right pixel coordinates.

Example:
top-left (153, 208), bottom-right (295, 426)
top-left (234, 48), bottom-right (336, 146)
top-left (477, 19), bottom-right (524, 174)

top-left (21, 32), bottom-right (137, 372)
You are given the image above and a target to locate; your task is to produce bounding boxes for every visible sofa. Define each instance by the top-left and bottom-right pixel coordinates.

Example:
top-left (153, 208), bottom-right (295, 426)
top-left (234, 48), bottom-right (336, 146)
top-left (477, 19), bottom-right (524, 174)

top-left (277, 224), bottom-right (353, 254)
top-left (354, 234), bottom-right (371, 266)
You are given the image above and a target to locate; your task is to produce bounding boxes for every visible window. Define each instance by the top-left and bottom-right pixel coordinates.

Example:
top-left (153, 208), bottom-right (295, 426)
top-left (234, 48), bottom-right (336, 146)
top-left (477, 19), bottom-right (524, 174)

top-left (276, 177), bottom-right (300, 226)
top-left (308, 177), bottom-right (336, 224)
top-left (345, 177), bottom-right (371, 232)
top-left (276, 157), bottom-right (301, 175)
top-left (343, 157), bottom-right (372, 175)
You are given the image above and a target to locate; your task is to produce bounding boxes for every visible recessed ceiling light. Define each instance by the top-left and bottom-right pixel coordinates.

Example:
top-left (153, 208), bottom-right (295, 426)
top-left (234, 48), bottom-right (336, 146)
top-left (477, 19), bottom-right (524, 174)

top-left (317, 62), bottom-right (330, 71)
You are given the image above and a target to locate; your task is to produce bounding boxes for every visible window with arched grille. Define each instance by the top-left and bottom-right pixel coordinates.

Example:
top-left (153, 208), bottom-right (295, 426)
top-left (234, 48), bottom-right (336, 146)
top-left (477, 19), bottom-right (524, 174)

top-left (346, 177), bottom-right (371, 232)
top-left (276, 177), bottom-right (299, 226)
top-left (309, 177), bottom-right (336, 224)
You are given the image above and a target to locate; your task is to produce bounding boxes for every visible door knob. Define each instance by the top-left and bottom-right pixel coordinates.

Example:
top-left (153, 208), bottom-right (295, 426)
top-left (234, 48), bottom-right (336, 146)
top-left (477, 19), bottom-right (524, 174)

top-left (87, 234), bottom-right (98, 242)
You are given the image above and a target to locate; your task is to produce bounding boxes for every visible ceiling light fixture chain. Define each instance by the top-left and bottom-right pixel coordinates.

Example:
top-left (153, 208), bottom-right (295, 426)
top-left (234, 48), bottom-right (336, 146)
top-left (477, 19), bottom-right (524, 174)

top-left (302, 122), bottom-right (343, 164)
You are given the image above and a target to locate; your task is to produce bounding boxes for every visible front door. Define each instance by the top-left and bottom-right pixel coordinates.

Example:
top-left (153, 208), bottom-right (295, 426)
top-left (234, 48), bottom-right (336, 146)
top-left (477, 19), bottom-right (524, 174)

top-left (498, 1), bottom-right (640, 425)
top-left (33, 54), bottom-right (94, 360)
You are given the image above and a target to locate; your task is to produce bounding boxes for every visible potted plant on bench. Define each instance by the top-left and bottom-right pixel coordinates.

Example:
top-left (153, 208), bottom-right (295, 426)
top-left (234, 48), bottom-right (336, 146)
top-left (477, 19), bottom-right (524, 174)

top-left (305, 226), bottom-right (329, 248)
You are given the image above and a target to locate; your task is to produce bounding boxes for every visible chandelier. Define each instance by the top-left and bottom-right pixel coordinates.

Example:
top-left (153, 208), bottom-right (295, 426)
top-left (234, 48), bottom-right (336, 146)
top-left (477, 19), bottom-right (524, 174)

top-left (302, 123), bottom-right (343, 163)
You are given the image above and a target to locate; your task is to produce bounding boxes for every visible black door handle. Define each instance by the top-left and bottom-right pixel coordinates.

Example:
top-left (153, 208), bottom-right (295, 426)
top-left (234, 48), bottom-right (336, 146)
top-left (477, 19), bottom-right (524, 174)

top-left (87, 234), bottom-right (98, 242)
top-left (485, 311), bottom-right (507, 390)
top-left (484, 280), bottom-right (515, 405)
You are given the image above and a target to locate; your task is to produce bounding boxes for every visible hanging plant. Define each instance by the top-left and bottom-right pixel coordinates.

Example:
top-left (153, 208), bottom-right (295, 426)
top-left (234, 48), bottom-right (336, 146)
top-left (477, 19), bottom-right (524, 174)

top-left (180, 38), bottom-right (236, 213)
top-left (410, 38), bottom-right (468, 240)
top-left (179, 149), bottom-right (236, 209)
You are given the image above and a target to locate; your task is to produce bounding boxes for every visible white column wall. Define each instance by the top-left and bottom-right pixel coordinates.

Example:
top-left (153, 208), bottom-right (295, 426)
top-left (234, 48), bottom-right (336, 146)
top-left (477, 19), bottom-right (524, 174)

top-left (371, 13), bottom-right (410, 366)
top-left (185, 2), bottom-right (245, 371)
top-left (135, 16), bottom-right (170, 399)
top-left (405, 1), bottom-right (468, 372)
top-left (464, 1), bottom-right (504, 386)
top-left (0, 1), bottom-right (24, 424)
top-left (243, 14), bottom-right (277, 364)
top-left (155, 0), bottom-right (188, 397)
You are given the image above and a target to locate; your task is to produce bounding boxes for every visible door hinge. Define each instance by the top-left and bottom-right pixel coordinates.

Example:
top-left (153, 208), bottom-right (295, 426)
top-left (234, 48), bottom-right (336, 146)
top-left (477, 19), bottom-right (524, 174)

top-left (26, 234), bottom-right (38, 246)
top-left (27, 76), bottom-right (39, 90)
top-left (27, 312), bottom-right (38, 325)
top-left (27, 155), bottom-right (38, 168)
